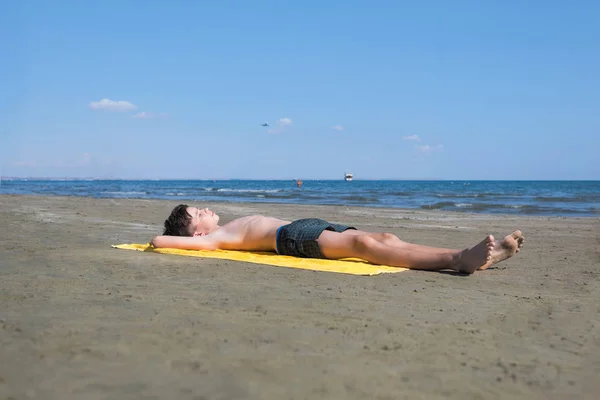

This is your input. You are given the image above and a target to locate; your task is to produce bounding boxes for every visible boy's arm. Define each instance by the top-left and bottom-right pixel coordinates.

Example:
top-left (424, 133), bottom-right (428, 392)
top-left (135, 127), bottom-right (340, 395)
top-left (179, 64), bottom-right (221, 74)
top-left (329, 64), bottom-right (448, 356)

top-left (150, 235), bottom-right (219, 250)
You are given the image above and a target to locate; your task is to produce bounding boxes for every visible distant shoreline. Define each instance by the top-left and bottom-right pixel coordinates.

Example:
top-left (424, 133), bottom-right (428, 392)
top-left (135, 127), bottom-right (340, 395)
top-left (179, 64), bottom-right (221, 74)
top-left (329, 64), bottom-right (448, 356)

top-left (2, 177), bottom-right (599, 182)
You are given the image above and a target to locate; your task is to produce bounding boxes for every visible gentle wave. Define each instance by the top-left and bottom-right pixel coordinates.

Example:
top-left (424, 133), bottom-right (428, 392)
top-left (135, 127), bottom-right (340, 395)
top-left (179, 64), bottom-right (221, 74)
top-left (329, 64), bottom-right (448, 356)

top-left (215, 188), bottom-right (282, 193)
top-left (102, 191), bottom-right (148, 195)
top-left (420, 201), bottom-right (598, 215)
top-left (533, 195), bottom-right (600, 203)
top-left (341, 195), bottom-right (381, 202)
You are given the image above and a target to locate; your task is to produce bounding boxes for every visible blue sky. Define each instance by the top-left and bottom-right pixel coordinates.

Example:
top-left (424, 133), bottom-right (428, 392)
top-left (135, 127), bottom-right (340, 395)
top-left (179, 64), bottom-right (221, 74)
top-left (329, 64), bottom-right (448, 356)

top-left (1, 0), bottom-right (599, 180)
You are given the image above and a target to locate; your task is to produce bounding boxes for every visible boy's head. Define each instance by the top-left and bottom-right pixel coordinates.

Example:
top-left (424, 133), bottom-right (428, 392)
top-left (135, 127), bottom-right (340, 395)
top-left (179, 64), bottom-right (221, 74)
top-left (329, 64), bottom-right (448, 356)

top-left (163, 204), bottom-right (220, 236)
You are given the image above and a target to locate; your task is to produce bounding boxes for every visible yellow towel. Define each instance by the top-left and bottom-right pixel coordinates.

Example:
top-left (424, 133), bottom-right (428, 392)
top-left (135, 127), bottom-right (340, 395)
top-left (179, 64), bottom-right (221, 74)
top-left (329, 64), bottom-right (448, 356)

top-left (112, 243), bottom-right (408, 276)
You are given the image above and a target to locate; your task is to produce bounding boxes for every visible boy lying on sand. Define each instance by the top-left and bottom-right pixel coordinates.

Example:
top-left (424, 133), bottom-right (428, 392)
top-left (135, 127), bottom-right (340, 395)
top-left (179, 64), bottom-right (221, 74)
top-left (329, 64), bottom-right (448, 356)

top-left (151, 205), bottom-right (524, 274)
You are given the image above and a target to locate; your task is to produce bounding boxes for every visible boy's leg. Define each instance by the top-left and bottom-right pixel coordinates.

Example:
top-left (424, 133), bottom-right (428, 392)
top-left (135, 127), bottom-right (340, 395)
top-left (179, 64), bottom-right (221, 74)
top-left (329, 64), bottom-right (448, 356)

top-left (317, 230), bottom-right (493, 272)
top-left (317, 230), bottom-right (522, 273)
top-left (340, 229), bottom-right (524, 271)
top-left (341, 229), bottom-right (458, 255)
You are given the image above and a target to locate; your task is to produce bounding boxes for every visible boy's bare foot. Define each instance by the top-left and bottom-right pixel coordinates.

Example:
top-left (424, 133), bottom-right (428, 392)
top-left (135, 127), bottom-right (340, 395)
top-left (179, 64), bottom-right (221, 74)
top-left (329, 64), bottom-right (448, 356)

top-left (454, 235), bottom-right (495, 274)
top-left (478, 230), bottom-right (523, 271)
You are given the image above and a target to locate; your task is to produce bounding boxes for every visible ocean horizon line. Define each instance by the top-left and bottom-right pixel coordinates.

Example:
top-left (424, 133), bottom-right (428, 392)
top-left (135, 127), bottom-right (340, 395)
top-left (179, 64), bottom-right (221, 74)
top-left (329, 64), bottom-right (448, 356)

top-left (2, 177), bottom-right (599, 182)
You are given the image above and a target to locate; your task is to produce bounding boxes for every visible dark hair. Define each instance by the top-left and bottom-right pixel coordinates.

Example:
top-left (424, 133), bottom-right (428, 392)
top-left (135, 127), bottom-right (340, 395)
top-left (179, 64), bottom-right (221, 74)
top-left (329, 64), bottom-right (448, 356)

top-left (163, 204), bottom-right (193, 236)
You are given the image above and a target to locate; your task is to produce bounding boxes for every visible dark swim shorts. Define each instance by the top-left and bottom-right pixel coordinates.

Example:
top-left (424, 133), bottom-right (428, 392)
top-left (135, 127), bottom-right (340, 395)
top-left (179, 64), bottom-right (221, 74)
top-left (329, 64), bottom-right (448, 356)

top-left (275, 218), bottom-right (356, 259)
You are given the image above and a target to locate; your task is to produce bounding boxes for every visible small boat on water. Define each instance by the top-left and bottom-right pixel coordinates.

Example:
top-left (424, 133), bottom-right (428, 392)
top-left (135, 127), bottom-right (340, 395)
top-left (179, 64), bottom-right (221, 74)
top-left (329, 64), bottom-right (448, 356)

top-left (344, 172), bottom-right (353, 182)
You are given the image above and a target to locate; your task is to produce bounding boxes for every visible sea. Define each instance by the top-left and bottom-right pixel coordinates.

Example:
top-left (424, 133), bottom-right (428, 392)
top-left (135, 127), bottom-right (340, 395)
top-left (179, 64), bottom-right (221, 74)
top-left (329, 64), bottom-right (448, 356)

top-left (1, 179), bottom-right (599, 217)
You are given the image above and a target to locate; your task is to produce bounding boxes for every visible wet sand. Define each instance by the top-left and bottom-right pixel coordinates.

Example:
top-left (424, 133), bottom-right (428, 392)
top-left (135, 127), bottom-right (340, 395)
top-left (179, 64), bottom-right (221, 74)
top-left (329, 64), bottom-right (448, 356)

top-left (1, 194), bottom-right (599, 399)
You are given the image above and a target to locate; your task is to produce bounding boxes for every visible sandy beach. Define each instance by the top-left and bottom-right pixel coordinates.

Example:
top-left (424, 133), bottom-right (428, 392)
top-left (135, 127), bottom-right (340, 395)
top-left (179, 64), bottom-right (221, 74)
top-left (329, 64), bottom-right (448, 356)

top-left (1, 194), bottom-right (598, 399)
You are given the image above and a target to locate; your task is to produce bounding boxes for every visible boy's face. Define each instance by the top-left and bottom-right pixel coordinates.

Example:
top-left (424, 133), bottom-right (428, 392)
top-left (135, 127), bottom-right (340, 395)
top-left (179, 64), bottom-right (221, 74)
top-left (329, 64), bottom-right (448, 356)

top-left (186, 206), bottom-right (219, 236)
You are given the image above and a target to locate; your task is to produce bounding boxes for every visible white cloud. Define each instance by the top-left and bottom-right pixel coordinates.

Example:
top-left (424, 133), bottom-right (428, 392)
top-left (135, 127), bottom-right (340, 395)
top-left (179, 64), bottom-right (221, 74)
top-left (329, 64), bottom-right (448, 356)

top-left (267, 117), bottom-right (293, 134)
top-left (403, 134), bottom-right (420, 141)
top-left (133, 112), bottom-right (153, 119)
top-left (132, 111), bottom-right (170, 119)
top-left (415, 144), bottom-right (444, 154)
top-left (278, 117), bottom-right (292, 126)
top-left (332, 125), bottom-right (344, 131)
top-left (89, 98), bottom-right (137, 112)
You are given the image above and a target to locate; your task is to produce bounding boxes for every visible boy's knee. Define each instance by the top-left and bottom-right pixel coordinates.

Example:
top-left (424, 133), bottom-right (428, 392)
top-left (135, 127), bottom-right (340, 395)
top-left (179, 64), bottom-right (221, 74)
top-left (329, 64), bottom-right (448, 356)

top-left (381, 232), bottom-right (398, 242)
top-left (353, 235), bottom-right (377, 251)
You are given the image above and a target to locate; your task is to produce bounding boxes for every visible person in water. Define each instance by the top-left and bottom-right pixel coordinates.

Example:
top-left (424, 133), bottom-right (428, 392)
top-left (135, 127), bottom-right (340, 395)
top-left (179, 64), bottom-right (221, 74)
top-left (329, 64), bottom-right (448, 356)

top-left (151, 204), bottom-right (525, 274)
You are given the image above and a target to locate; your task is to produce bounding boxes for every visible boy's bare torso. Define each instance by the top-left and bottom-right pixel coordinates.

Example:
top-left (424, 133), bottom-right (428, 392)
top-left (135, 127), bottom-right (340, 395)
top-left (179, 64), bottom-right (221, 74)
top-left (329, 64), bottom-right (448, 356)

top-left (213, 215), bottom-right (291, 251)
